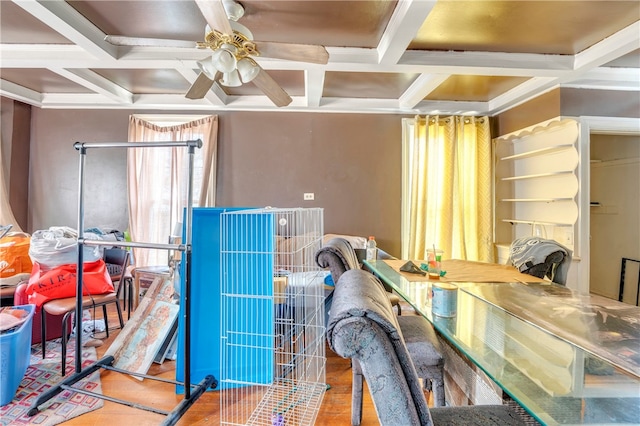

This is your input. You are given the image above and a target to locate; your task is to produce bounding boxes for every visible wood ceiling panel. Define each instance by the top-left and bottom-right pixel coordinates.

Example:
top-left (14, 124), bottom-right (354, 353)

top-left (323, 72), bottom-right (419, 99)
top-left (67, 0), bottom-right (397, 48)
top-left (239, 1), bottom-right (397, 48)
top-left (410, 1), bottom-right (640, 55)
top-left (91, 69), bottom-right (191, 94)
top-left (1, 69), bottom-right (93, 93)
top-left (426, 75), bottom-right (530, 102)
top-left (0, 1), bottom-right (71, 44)
top-left (68, 0), bottom-right (207, 40)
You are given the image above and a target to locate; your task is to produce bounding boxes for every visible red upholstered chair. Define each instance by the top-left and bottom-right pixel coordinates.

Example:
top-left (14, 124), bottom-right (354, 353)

top-left (40, 249), bottom-right (129, 374)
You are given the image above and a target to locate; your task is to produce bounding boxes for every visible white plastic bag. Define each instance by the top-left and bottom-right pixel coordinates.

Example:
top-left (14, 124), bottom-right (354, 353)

top-left (28, 226), bottom-right (102, 267)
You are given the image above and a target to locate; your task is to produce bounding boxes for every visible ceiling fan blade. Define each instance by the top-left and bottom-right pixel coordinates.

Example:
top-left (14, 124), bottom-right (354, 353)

top-left (185, 72), bottom-right (216, 99)
top-left (256, 41), bottom-right (329, 65)
top-left (105, 35), bottom-right (196, 49)
top-left (251, 67), bottom-right (292, 107)
top-left (195, 0), bottom-right (233, 35)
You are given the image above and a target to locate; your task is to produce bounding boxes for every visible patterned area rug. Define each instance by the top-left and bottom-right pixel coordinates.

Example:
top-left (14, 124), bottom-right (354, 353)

top-left (0, 339), bottom-right (104, 425)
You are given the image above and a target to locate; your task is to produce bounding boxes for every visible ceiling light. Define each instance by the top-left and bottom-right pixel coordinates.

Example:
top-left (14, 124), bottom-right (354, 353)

top-left (211, 44), bottom-right (237, 73)
top-left (222, 0), bottom-right (245, 21)
top-left (237, 58), bottom-right (259, 83)
top-left (229, 21), bottom-right (253, 40)
top-left (220, 70), bottom-right (242, 87)
top-left (197, 56), bottom-right (217, 80)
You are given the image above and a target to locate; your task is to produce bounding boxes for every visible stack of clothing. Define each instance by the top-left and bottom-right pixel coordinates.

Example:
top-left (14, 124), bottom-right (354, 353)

top-left (508, 236), bottom-right (572, 284)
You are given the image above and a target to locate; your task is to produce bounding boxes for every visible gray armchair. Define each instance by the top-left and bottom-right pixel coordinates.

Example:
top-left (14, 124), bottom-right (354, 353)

top-left (316, 238), bottom-right (446, 421)
top-left (315, 237), bottom-right (402, 313)
top-left (327, 269), bottom-right (526, 426)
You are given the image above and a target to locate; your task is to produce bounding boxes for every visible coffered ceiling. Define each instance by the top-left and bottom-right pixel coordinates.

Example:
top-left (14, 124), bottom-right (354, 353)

top-left (1, 0), bottom-right (638, 115)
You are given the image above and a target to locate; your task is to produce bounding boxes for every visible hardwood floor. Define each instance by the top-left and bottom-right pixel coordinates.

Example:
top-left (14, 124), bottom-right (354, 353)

top-left (57, 305), bottom-right (413, 425)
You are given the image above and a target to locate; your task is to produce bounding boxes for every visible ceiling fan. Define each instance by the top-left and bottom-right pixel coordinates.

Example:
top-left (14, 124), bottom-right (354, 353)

top-left (105, 0), bottom-right (329, 107)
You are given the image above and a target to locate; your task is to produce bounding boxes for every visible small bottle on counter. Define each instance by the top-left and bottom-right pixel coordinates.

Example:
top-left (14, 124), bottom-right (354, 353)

top-left (366, 236), bottom-right (378, 261)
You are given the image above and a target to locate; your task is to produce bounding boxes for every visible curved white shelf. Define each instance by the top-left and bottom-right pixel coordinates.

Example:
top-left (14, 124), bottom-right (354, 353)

top-left (500, 170), bottom-right (574, 181)
top-left (501, 198), bottom-right (574, 203)
top-left (499, 144), bottom-right (574, 161)
top-left (502, 219), bottom-right (574, 227)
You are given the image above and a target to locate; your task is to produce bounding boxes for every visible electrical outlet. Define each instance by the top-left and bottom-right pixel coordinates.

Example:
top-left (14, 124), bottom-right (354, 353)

top-left (303, 193), bottom-right (314, 201)
top-left (565, 230), bottom-right (573, 246)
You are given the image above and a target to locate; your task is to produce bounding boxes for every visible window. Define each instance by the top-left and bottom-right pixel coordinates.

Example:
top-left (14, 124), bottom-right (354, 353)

top-left (128, 115), bottom-right (218, 267)
top-left (401, 116), bottom-right (493, 262)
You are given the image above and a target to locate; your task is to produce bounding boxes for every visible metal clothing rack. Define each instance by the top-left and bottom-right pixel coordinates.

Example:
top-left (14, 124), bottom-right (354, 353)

top-left (27, 140), bottom-right (216, 425)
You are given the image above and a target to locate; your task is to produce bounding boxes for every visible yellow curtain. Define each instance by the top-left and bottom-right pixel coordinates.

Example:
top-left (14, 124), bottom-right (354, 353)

top-left (127, 115), bottom-right (218, 267)
top-left (403, 115), bottom-right (493, 262)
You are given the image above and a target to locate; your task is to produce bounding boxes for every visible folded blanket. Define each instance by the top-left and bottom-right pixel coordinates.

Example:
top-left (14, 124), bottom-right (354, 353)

top-left (0, 307), bottom-right (29, 332)
top-left (508, 236), bottom-right (572, 284)
top-left (314, 237), bottom-right (360, 272)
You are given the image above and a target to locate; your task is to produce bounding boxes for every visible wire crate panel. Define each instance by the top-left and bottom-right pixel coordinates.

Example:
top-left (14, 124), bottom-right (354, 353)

top-left (220, 208), bottom-right (326, 426)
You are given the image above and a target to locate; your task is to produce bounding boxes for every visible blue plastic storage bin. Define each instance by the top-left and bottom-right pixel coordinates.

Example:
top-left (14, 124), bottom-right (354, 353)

top-left (0, 304), bottom-right (35, 406)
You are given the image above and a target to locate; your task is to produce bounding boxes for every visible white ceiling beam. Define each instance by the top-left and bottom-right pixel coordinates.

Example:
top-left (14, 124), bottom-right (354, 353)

top-left (564, 67), bottom-right (640, 91)
top-left (487, 77), bottom-right (558, 115)
top-left (0, 44), bottom-right (98, 66)
top-left (573, 21), bottom-right (640, 72)
top-left (40, 93), bottom-right (126, 107)
top-left (401, 50), bottom-right (574, 75)
top-left (305, 69), bottom-right (325, 107)
top-left (312, 97), bottom-right (413, 113)
top-left (377, 0), bottom-right (437, 65)
top-left (324, 47), bottom-right (380, 65)
top-left (11, 0), bottom-right (117, 60)
top-left (399, 74), bottom-right (450, 109)
top-left (0, 79), bottom-right (43, 106)
top-left (1, 43), bottom-right (575, 77)
top-left (411, 100), bottom-right (489, 116)
top-left (49, 68), bottom-right (133, 104)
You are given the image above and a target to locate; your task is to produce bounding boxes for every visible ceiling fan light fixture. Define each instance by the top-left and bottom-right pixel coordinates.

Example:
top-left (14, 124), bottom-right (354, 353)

top-left (211, 46), bottom-right (237, 73)
top-left (222, 0), bottom-right (245, 21)
top-left (237, 58), bottom-right (259, 83)
top-left (220, 70), bottom-right (242, 87)
top-left (229, 21), bottom-right (254, 41)
top-left (197, 56), bottom-right (217, 80)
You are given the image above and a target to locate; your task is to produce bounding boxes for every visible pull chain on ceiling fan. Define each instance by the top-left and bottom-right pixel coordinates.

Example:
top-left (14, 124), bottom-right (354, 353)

top-left (105, 0), bottom-right (329, 107)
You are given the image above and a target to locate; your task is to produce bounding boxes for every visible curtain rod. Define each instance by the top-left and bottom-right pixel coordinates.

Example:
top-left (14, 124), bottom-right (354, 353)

top-left (73, 140), bottom-right (202, 150)
top-left (415, 115), bottom-right (486, 124)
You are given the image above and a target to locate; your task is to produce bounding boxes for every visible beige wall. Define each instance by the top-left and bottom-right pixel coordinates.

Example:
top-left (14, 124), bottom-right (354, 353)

top-left (27, 108), bottom-right (406, 256)
top-left (6, 86), bottom-right (639, 260)
top-left (1, 99), bottom-right (30, 231)
top-left (29, 109), bottom-right (130, 234)
top-left (495, 88), bottom-right (640, 137)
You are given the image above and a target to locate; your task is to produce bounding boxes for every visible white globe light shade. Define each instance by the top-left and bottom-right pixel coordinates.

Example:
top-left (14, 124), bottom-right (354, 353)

top-left (237, 58), bottom-right (260, 83)
top-left (197, 56), bottom-right (217, 80)
top-left (222, 0), bottom-right (244, 21)
top-left (211, 45), bottom-right (237, 73)
top-left (220, 70), bottom-right (242, 87)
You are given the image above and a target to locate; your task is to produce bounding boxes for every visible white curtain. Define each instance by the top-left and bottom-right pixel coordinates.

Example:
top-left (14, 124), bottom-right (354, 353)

top-left (127, 115), bottom-right (218, 267)
top-left (402, 115), bottom-right (493, 262)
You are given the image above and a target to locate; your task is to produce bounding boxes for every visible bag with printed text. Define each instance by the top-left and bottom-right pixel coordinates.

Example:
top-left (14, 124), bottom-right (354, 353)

top-left (0, 232), bottom-right (33, 286)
